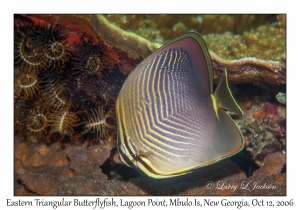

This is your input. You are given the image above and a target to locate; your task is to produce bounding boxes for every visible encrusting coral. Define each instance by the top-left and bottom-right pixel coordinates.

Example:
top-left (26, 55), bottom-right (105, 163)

top-left (14, 14), bottom-right (286, 196)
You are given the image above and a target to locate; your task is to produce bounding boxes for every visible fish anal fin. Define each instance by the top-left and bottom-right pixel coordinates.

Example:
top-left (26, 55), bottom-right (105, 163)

top-left (211, 69), bottom-right (244, 116)
top-left (214, 109), bottom-right (245, 159)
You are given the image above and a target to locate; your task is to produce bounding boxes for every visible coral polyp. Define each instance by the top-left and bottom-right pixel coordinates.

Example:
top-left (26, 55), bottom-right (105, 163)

top-left (38, 68), bottom-right (68, 111)
top-left (15, 19), bottom-right (69, 71)
top-left (26, 105), bottom-right (48, 139)
top-left (47, 110), bottom-right (78, 142)
top-left (79, 107), bottom-right (115, 142)
top-left (14, 33), bottom-right (45, 72)
top-left (86, 55), bottom-right (104, 75)
top-left (72, 36), bottom-right (107, 78)
top-left (99, 69), bottom-right (127, 102)
top-left (14, 96), bottom-right (33, 137)
top-left (44, 38), bottom-right (70, 68)
top-left (14, 68), bottom-right (39, 100)
top-left (14, 15), bottom-right (139, 146)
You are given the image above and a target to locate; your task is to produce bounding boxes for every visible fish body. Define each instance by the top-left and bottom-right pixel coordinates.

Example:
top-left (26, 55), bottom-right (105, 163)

top-left (115, 32), bottom-right (244, 178)
top-left (276, 92), bottom-right (286, 105)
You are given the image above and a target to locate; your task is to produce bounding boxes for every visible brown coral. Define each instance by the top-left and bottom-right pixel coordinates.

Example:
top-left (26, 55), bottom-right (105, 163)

top-left (252, 152), bottom-right (285, 177)
top-left (16, 153), bottom-right (285, 195)
top-left (210, 52), bottom-right (285, 85)
top-left (68, 145), bottom-right (110, 177)
top-left (14, 137), bottom-right (113, 195)
top-left (104, 14), bottom-right (285, 61)
top-left (204, 22), bottom-right (285, 61)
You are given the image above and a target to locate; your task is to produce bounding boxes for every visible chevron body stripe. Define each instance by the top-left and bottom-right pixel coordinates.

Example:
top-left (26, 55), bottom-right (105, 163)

top-left (116, 33), bottom-right (244, 178)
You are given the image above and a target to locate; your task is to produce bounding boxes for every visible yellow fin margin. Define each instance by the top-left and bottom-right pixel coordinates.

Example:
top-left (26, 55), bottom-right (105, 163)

top-left (211, 69), bottom-right (244, 117)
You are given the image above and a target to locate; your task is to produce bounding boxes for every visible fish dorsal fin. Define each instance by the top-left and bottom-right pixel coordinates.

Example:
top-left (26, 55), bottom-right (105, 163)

top-left (211, 69), bottom-right (244, 119)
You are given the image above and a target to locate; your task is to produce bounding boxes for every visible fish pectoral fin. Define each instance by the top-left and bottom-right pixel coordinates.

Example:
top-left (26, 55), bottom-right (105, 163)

top-left (138, 150), bottom-right (152, 157)
top-left (211, 69), bottom-right (244, 116)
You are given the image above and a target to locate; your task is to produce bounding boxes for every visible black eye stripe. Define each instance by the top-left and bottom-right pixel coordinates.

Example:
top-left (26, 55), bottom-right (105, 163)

top-left (117, 103), bottom-right (137, 165)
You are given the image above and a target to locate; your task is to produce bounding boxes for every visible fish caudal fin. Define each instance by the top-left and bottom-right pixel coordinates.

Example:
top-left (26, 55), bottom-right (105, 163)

top-left (211, 69), bottom-right (243, 119)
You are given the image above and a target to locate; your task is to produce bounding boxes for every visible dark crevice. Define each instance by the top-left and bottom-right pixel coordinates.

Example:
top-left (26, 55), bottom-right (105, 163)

top-left (100, 148), bottom-right (139, 180)
top-left (229, 150), bottom-right (260, 177)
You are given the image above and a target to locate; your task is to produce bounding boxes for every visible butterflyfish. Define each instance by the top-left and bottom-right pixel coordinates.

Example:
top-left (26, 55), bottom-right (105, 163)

top-left (114, 32), bottom-right (244, 179)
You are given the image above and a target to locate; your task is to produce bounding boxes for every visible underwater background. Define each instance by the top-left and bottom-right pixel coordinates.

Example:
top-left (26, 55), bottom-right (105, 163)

top-left (14, 14), bottom-right (286, 195)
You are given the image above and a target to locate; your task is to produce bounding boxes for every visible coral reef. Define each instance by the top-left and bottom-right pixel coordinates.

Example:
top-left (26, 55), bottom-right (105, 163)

top-left (16, 152), bottom-right (285, 195)
top-left (14, 14), bottom-right (139, 144)
top-left (21, 14), bottom-right (285, 85)
top-left (14, 14), bottom-right (286, 196)
top-left (105, 15), bottom-right (277, 44)
top-left (235, 85), bottom-right (286, 167)
top-left (103, 15), bottom-right (286, 84)
top-left (204, 22), bottom-right (285, 61)
top-left (14, 137), bottom-right (114, 195)
top-left (78, 15), bottom-right (161, 60)
top-left (105, 14), bottom-right (284, 61)
top-left (14, 83), bottom-right (287, 195)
